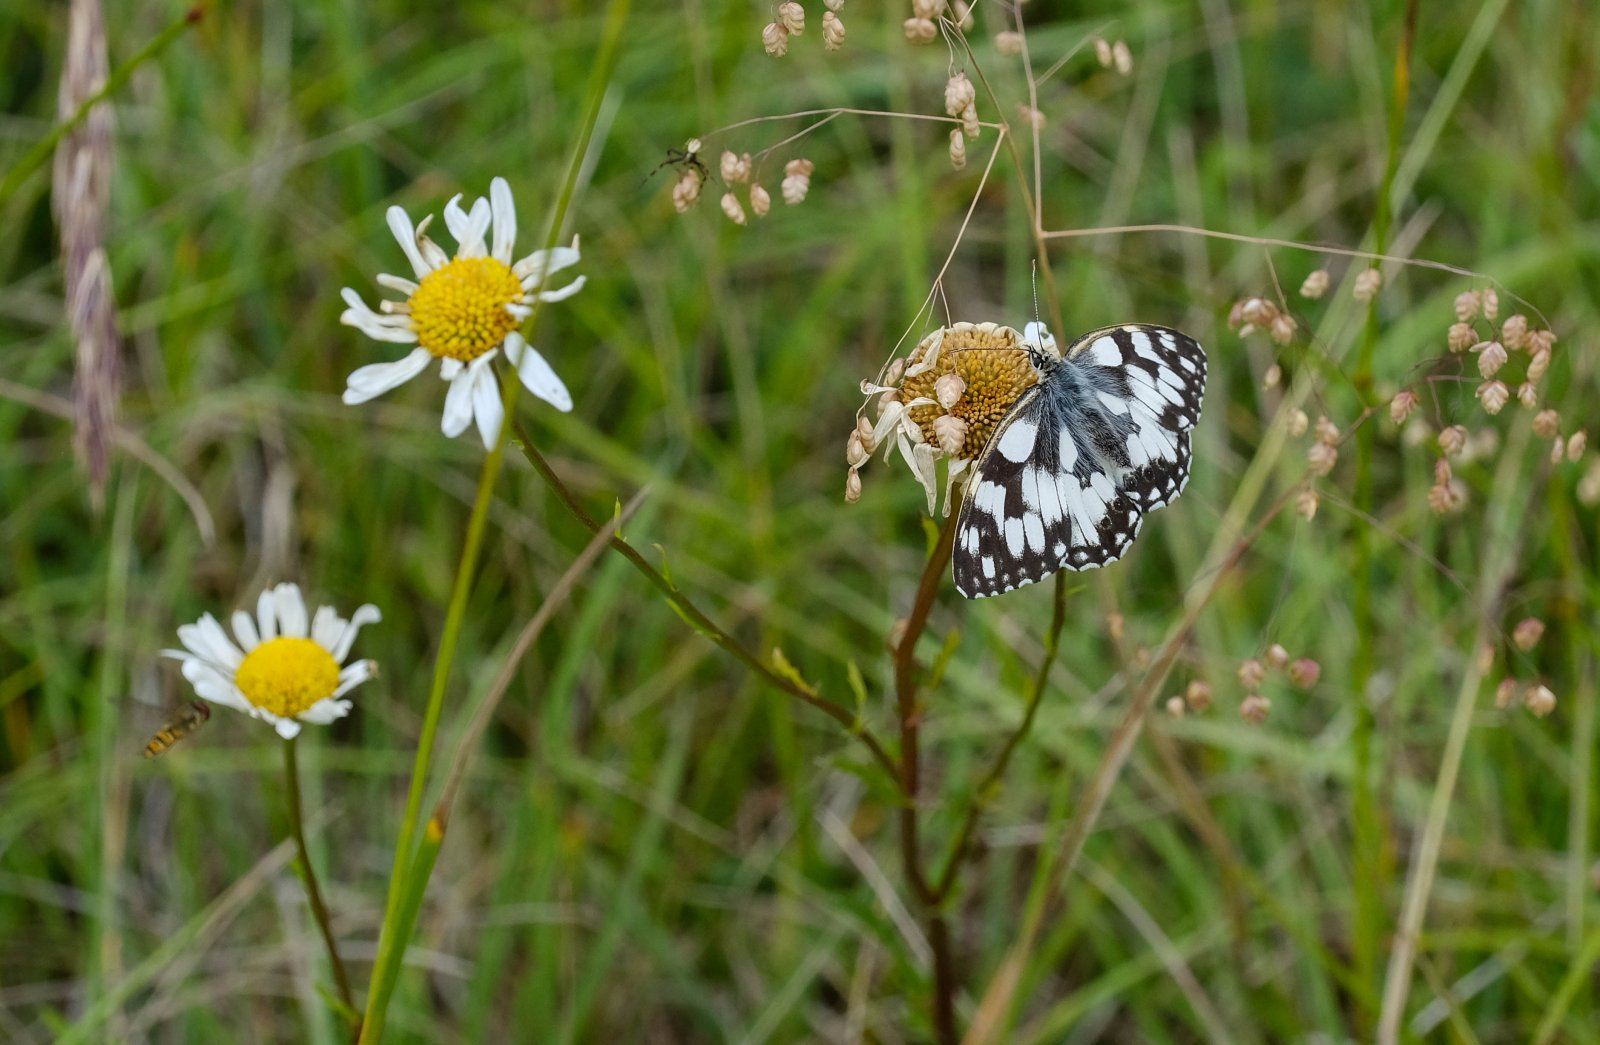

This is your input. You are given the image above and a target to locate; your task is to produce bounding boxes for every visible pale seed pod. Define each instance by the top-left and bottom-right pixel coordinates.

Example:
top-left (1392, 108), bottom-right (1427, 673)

top-left (933, 414), bottom-right (968, 455)
top-left (948, 128), bottom-right (967, 169)
top-left (1447, 322), bottom-right (1476, 353)
top-left (1288, 658), bottom-right (1321, 688)
top-left (1240, 693), bottom-right (1271, 724)
top-left (826, 0), bottom-right (843, 8)
top-left (856, 414), bottom-right (876, 453)
top-left (1094, 37), bottom-right (1113, 67)
top-left (1240, 296), bottom-right (1273, 328)
top-left (1475, 340), bottom-right (1508, 378)
top-left (1017, 104), bottom-right (1045, 131)
top-left (1266, 643), bottom-right (1290, 669)
top-left (1454, 289), bottom-right (1481, 322)
top-left (1500, 313), bottom-right (1529, 350)
top-left (904, 17), bottom-right (936, 43)
top-left (1526, 329), bottom-right (1557, 355)
top-left (822, 11), bottom-right (845, 50)
top-left (720, 150), bottom-right (751, 184)
top-left (749, 183), bottom-right (771, 217)
top-left (1111, 39), bottom-right (1133, 75)
top-left (1532, 409), bottom-right (1561, 439)
top-left (884, 357), bottom-right (906, 386)
top-left (1296, 486), bottom-right (1319, 520)
top-left (1476, 380), bottom-right (1509, 415)
top-left (1314, 415), bottom-right (1340, 445)
top-left (950, 0), bottom-right (974, 29)
top-left (996, 30), bottom-right (1023, 55)
top-left (1353, 267), bottom-right (1382, 301)
top-left (1513, 617), bottom-right (1545, 651)
top-left (762, 21), bottom-right (790, 56)
top-left (1300, 268), bottom-right (1330, 299)
top-left (671, 169), bottom-right (703, 212)
top-left (845, 467), bottom-right (863, 503)
top-left (1270, 313), bottom-right (1296, 345)
top-left (1262, 363), bottom-right (1282, 390)
top-left (777, 1), bottom-right (805, 34)
top-left (1517, 382), bottom-right (1539, 408)
top-left (1185, 680), bottom-right (1213, 712)
top-left (1579, 460), bottom-right (1600, 505)
top-left (911, 0), bottom-right (941, 16)
top-left (1237, 658), bottom-right (1267, 689)
top-left (1438, 425), bottom-right (1468, 457)
top-left (934, 371), bottom-right (965, 409)
top-left (1527, 347), bottom-right (1551, 382)
top-left (1494, 678), bottom-right (1520, 709)
top-left (781, 158), bottom-right (813, 205)
top-left (1568, 431), bottom-right (1587, 461)
top-left (945, 71), bottom-right (976, 117)
top-left (1551, 437), bottom-right (1566, 465)
top-left (1307, 441), bottom-right (1337, 476)
top-left (960, 102), bottom-right (981, 140)
top-left (1428, 475), bottom-right (1465, 515)
top-left (1287, 408), bottom-right (1309, 438)
top-left (846, 430), bottom-right (868, 467)
top-left (1525, 684), bottom-right (1556, 717)
top-left (719, 191), bottom-right (747, 225)
top-left (1166, 696), bottom-right (1186, 718)
top-left (1390, 390), bottom-right (1419, 425)
top-left (1482, 288), bottom-right (1499, 320)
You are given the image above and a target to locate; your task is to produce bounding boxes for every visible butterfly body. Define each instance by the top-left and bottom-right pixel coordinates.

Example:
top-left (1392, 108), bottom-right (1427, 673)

top-left (954, 324), bottom-right (1207, 599)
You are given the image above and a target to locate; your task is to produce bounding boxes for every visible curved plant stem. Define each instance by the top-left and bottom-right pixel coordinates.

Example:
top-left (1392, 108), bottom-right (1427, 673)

top-left (282, 737), bottom-right (355, 1020)
top-left (507, 422), bottom-right (901, 785)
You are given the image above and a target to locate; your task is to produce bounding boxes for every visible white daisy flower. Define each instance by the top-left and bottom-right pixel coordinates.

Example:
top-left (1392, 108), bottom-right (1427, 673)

top-left (339, 176), bottom-right (585, 448)
top-left (163, 583), bottom-right (381, 739)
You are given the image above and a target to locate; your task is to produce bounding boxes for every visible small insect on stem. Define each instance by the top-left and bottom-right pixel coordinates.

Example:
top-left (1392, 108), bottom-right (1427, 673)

top-left (144, 699), bottom-right (211, 758)
top-left (644, 137), bottom-right (714, 186)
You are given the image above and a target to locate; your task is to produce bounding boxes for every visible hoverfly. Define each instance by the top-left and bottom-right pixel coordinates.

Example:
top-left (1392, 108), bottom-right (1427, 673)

top-left (143, 699), bottom-right (211, 758)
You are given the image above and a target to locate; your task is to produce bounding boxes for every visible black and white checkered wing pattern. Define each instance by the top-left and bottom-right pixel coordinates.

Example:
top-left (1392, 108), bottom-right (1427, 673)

top-left (953, 324), bottom-right (1206, 599)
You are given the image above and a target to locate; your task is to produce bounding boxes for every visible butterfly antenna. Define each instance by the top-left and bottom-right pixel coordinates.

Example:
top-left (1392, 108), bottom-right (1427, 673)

top-left (1031, 260), bottom-right (1041, 330)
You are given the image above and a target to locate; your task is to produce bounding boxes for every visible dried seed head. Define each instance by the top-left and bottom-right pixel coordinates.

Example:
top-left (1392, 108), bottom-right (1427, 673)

top-left (1526, 328), bottom-right (1557, 355)
top-left (845, 467), bottom-right (863, 503)
top-left (1288, 658), bottom-right (1321, 688)
top-left (1482, 288), bottom-right (1499, 321)
top-left (1476, 380), bottom-right (1509, 415)
top-left (1296, 485), bottom-right (1319, 520)
top-left (720, 150), bottom-right (752, 184)
top-left (1240, 693), bottom-right (1271, 724)
top-left (671, 168), bottom-right (703, 212)
top-left (960, 102), bottom-right (981, 140)
top-left (1307, 441), bottom-right (1337, 476)
top-left (1265, 643), bottom-right (1290, 669)
top-left (934, 371), bottom-right (966, 409)
top-left (945, 71), bottom-right (977, 117)
top-left (1185, 680), bottom-right (1213, 712)
top-left (1438, 425), bottom-right (1468, 457)
top-left (1237, 658), bottom-right (1266, 689)
top-left (1568, 431), bottom-right (1587, 461)
top-left (720, 191), bottom-right (747, 225)
top-left (856, 414), bottom-right (876, 451)
top-left (1262, 363), bottom-right (1282, 390)
top-left (1269, 313), bottom-right (1297, 345)
top-left (1475, 340), bottom-right (1508, 378)
top-left (1390, 390), bottom-right (1419, 425)
top-left (1165, 696), bottom-right (1186, 718)
top-left (1454, 289), bottom-right (1481, 322)
top-left (762, 21), bottom-right (790, 56)
top-left (825, 0), bottom-right (843, 9)
top-left (1512, 617), bottom-right (1545, 651)
top-left (911, 0), bottom-right (942, 16)
top-left (1106, 611), bottom-right (1125, 642)
top-left (777, 1), bottom-right (805, 34)
top-left (749, 183), bottom-right (771, 217)
top-left (904, 16), bottom-right (936, 43)
top-left (1094, 36), bottom-right (1113, 67)
top-left (1353, 267), bottom-right (1382, 302)
top-left (1579, 460), bottom-right (1600, 505)
top-left (995, 30), bottom-right (1023, 55)
top-left (1500, 314), bottom-right (1529, 350)
top-left (1517, 382), bottom-right (1539, 409)
top-left (1447, 322), bottom-right (1476, 353)
top-left (1287, 408), bottom-right (1309, 438)
top-left (1017, 104), bottom-right (1045, 131)
top-left (948, 128), bottom-right (967, 169)
top-left (1428, 471), bottom-right (1466, 515)
top-left (781, 158), bottom-right (813, 205)
top-left (846, 429), bottom-right (868, 467)
top-left (950, 0), bottom-right (975, 30)
top-left (1551, 437), bottom-right (1566, 465)
top-left (822, 10), bottom-right (845, 49)
top-left (1314, 415), bottom-right (1340, 446)
top-left (1300, 268), bottom-right (1330, 299)
top-left (1239, 296), bottom-right (1275, 329)
top-left (1111, 40), bottom-right (1133, 75)
top-left (1525, 684), bottom-right (1556, 717)
top-left (1533, 409), bottom-right (1561, 439)
top-left (1527, 347), bottom-right (1551, 383)
top-left (1493, 678), bottom-right (1519, 709)
top-left (932, 413), bottom-right (968, 455)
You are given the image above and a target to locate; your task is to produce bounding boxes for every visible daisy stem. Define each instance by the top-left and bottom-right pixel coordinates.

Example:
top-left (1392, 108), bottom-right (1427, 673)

top-left (282, 736), bottom-right (356, 1020)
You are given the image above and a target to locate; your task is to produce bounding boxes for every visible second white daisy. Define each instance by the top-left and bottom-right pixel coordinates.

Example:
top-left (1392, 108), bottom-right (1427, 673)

top-left (340, 176), bottom-right (585, 448)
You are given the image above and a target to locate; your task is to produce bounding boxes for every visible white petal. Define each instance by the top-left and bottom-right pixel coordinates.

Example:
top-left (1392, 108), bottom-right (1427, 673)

top-left (332, 605), bottom-right (382, 662)
top-left (333, 659), bottom-right (378, 698)
top-left (376, 272), bottom-right (419, 295)
top-left (439, 357), bottom-right (463, 381)
top-left (192, 615), bottom-right (244, 669)
top-left (274, 583), bottom-right (308, 638)
top-left (506, 334), bottom-right (572, 412)
top-left (472, 368), bottom-right (505, 449)
top-left (386, 206), bottom-right (432, 279)
top-left (535, 274), bottom-right (586, 303)
top-left (441, 365), bottom-right (478, 438)
top-left (490, 177), bottom-right (517, 264)
top-left (273, 716), bottom-right (302, 739)
top-left (311, 606), bottom-right (344, 650)
top-left (443, 193), bottom-right (470, 242)
top-left (256, 588), bottom-right (279, 640)
top-left (299, 697), bottom-right (354, 725)
top-left (514, 242), bottom-right (581, 287)
top-left (343, 347), bottom-right (433, 405)
top-left (231, 610), bottom-right (260, 652)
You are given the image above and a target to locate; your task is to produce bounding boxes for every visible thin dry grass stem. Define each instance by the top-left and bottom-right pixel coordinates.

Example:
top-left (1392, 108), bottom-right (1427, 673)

top-left (53, 0), bottom-right (120, 505)
top-left (507, 420), bottom-right (902, 783)
top-left (697, 106), bottom-right (1003, 147)
top-left (0, 378), bottom-right (217, 544)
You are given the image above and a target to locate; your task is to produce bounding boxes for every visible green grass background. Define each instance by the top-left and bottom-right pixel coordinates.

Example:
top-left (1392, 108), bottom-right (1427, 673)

top-left (2, 0), bottom-right (1598, 1040)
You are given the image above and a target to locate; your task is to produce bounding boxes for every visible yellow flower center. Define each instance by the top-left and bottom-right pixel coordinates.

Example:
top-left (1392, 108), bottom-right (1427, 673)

top-left (234, 637), bottom-right (341, 719)
top-left (407, 256), bottom-right (525, 361)
top-left (902, 323), bottom-right (1038, 458)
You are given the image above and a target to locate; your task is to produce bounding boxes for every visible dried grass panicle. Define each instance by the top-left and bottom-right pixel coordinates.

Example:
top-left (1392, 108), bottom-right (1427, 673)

top-left (781, 158), bottom-right (813, 204)
top-left (54, 0), bottom-right (122, 504)
top-left (1300, 268), bottom-right (1330, 299)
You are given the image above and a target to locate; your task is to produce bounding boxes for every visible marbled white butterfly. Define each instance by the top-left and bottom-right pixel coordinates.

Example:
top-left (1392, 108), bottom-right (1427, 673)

top-left (953, 323), bottom-right (1207, 598)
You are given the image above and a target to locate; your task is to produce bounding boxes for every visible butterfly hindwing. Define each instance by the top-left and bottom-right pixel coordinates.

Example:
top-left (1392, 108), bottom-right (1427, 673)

top-left (953, 323), bottom-right (1206, 599)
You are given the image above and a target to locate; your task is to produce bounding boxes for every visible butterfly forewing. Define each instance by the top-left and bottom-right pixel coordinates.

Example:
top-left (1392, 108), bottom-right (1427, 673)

top-left (953, 324), bottom-right (1206, 599)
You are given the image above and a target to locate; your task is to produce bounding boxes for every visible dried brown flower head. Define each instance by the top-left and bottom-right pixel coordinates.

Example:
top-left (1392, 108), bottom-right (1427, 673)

top-left (944, 72), bottom-right (976, 117)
